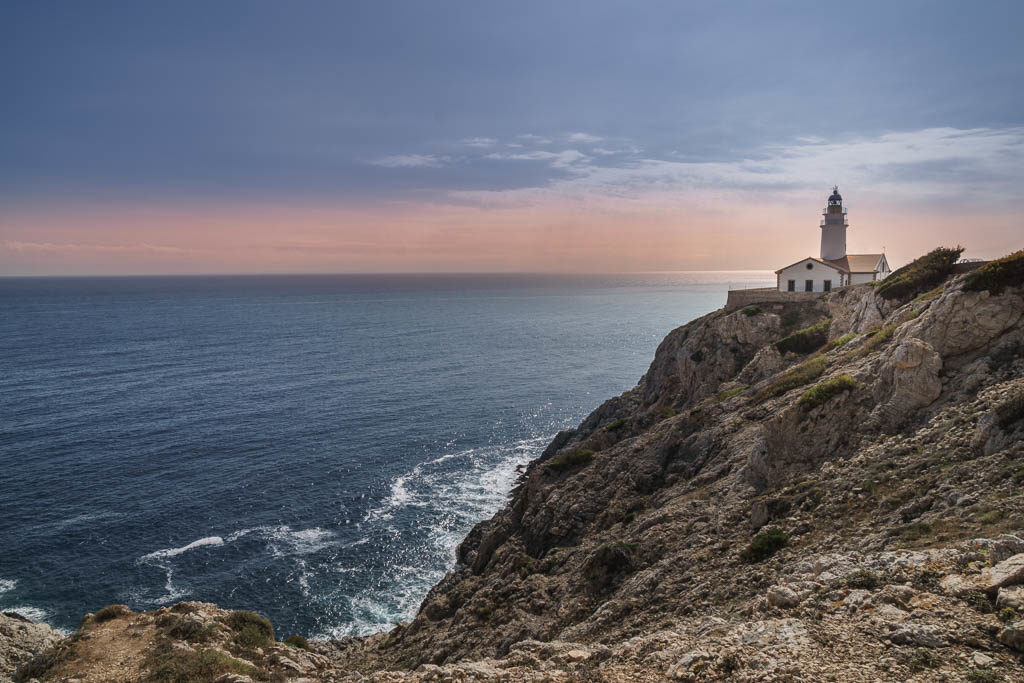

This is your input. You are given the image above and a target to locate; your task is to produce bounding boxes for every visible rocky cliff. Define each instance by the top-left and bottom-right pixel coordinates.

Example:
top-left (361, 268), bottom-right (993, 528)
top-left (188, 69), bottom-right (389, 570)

top-left (10, 250), bottom-right (1024, 682)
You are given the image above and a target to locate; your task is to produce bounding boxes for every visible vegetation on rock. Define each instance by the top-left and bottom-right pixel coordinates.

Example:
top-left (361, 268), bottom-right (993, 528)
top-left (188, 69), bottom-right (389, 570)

top-left (92, 604), bottom-right (132, 623)
top-left (798, 375), bottom-right (856, 410)
top-left (226, 610), bottom-right (274, 649)
top-left (546, 448), bottom-right (595, 472)
top-left (284, 634), bottom-right (311, 649)
top-left (759, 356), bottom-right (827, 399)
top-left (996, 393), bottom-right (1024, 431)
top-left (774, 319), bottom-right (830, 355)
top-left (964, 249), bottom-right (1024, 295)
top-left (741, 527), bottom-right (788, 563)
top-left (876, 246), bottom-right (963, 300)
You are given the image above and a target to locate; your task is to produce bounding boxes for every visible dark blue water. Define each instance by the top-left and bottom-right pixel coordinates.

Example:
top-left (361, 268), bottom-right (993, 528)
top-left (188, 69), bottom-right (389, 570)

top-left (0, 272), bottom-right (771, 636)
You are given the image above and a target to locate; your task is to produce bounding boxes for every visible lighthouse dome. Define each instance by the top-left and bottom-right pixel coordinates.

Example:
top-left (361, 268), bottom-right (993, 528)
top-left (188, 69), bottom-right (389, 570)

top-left (828, 187), bottom-right (842, 203)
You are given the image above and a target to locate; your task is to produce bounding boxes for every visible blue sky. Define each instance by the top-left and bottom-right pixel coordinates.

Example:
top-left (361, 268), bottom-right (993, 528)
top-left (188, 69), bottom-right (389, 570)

top-left (2, 1), bottom-right (1022, 273)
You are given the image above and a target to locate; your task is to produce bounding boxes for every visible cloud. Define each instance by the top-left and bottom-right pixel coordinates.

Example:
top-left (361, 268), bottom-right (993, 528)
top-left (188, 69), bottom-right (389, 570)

top-left (485, 149), bottom-right (587, 168)
top-left (567, 132), bottom-right (603, 143)
top-left (453, 126), bottom-right (1024, 208)
top-left (460, 137), bottom-right (498, 148)
top-left (2, 241), bottom-right (189, 254)
top-left (370, 154), bottom-right (447, 168)
top-left (516, 134), bottom-right (552, 145)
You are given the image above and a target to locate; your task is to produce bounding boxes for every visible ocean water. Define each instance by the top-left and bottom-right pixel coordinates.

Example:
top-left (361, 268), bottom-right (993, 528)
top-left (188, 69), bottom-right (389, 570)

top-left (0, 272), bottom-right (771, 636)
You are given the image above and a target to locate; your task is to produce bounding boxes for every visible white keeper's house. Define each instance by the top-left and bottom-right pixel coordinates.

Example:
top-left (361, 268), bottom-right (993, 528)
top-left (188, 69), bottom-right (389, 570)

top-left (775, 187), bottom-right (890, 293)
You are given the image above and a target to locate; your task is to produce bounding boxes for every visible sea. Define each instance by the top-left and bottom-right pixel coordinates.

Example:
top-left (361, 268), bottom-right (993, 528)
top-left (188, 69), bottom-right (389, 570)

top-left (0, 272), bottom-right (772, 637)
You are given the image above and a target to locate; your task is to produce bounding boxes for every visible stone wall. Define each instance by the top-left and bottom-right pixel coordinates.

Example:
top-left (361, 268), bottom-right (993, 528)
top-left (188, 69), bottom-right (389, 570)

top-left (725, 287), bottom-right (824, 311)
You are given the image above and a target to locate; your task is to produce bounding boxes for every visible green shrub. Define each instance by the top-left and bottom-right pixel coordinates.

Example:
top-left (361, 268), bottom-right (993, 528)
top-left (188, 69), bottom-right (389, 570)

top-left (964, 249), bottom-right (1024, 295)
top-left (911, 284), bottom-right (945, 305)
top-left (759, 357), bottom-right (827, 400)
top-left (995, 393), bottom-right (1024, 431)
top-left (780, 309), bottom-right (801, 329)
top-left (824, 332), bottom-right (856, 352)
top-left (586, 542), bottom-right (637, 587)
top-left (741, 305), bottom-right (762, 317)
top-left (876, 246), bottom-right (963, 301)
top-left (226, 610), bottom-right (274, 649)
top-left (546, 449), bottom-right (595, 472)
top-left (798, 375), bottom-right (856, 410)
top-left (774, 319), bottom-right (831, 355)
top-left (145, 644), bottom-right (263, 683)
top-left (846, 569), bottom-right (880, 589)
top-left (604, 417), bottom-right (628, 432)
top-left (659, 406), bottom-right (678, 419)
top-left (284, 634), bottom-right (310, 650)
top-left (896, 521), bottom-right (933, 541)
top-left (741, 527), bottom-right (788, 563)
top-left (965, 669), bottom-right (1001, 683)
top-left (903, 648), bottom-right (942, 672)
top-left (999, 607), bottom-right (1017, 623)
top-left (93, 604), bottom-right (132, 623)
top-left (714, 385), bottom-right (748, 403)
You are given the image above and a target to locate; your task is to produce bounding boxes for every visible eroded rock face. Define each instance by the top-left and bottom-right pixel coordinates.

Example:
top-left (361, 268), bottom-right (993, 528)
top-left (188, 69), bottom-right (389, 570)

top-left (900, 287), bottom-right (1024, 358)
top-left (828, 286), bottom-right (884, 335)
top-left (0, 612), bottom-right (62, 680)
top-left (870, 337), bottom-right (943, 428)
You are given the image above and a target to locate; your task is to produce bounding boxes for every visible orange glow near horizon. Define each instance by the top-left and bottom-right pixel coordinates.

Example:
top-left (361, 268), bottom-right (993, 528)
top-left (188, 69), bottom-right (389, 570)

top-left (0, 196), bottom-right (1019, 276)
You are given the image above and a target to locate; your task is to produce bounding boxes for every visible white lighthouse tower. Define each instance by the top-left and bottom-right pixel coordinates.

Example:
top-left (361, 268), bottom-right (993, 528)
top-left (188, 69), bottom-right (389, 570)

top-left (820, 185), bottom-right (847, 260)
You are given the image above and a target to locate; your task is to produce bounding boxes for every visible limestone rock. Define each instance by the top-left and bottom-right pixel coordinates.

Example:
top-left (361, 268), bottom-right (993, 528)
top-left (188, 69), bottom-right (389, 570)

top-left (766, 585), bottom-right (801, 609)
top-left (0, 612), bottom-right (62, 681)
top-left (998, 621), bottom-right (1024, 651)
top-left (870, 338), bottom-right (942, 427)
top-left (981, 554), bottom-right (1024, 592)
top-left (899, 287), bottom-right (1024, 358)
top-left (997, 585), bottom-right (1024, 611)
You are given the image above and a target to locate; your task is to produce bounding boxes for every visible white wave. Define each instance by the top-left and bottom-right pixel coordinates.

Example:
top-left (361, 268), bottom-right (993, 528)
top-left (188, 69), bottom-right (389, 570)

top-left (267, 526), bottom-right (335, 557)
top-left (331, 433), bottom-right (551, 636)
top-left (0, 578), bottom-right (16, 594)
top-left (139, 535), bottom-right (224, 562)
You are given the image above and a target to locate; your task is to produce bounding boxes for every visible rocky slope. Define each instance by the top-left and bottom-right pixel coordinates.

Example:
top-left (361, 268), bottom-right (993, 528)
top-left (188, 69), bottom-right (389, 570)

top-left (11, 252), bottom-right (1024, 682)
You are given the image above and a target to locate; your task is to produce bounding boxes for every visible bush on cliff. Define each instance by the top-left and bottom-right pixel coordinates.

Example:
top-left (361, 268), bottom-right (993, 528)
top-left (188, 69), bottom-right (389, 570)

top-left (546, 449), bottom-right (594, 472)
top-left (964, 249), bottom-right (1024, 295)
top-left (226, 610), bottom-right (274, 649)
top-left (759, 357), bottom-right (827, 400)
top-left (875, 246), bottom-right (963, 301)
top-left (798, 375), bottom-right (857, 410)
top-left (145, 643), bottom-right (263, 683)
top-left (284, 634), bottom-right (310, 650)
top-left (741, 527), bottom-right (788, 563)
top-left (93, 604), bottom-right (132, 623)
top-left (996, 393), bottom-right (1024, 431)
top-left (774, 319), bottom-right (831, 355)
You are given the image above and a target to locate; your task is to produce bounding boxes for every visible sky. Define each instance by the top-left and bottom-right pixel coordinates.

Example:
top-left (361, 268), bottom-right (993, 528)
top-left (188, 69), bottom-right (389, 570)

top-left (2, 0), bottom-right (1023, 275)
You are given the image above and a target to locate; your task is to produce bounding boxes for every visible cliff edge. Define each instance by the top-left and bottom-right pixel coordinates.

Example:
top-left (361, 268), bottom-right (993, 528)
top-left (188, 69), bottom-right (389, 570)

top-left (12, 249), bottom-right (1024, 682)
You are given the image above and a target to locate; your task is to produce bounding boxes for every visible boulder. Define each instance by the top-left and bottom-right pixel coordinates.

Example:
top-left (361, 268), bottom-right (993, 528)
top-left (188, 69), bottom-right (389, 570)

top-left (981, 553), bottom-right (1024, 592)
top-left (766, 585), bottom-right (801, 609)
top-left (1, 612), bottom-right (63, 681)
top-left (997, 585), bottom-right (1024, 611)
top-left (998, 621), bottom-right (1024, 651)
top-left (870, 338), bottom-right (942, 427)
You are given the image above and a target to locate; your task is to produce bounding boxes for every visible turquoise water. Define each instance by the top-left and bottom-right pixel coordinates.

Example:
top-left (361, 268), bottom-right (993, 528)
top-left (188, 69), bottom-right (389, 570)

top-left (0, 272), bottom-right (771, 636)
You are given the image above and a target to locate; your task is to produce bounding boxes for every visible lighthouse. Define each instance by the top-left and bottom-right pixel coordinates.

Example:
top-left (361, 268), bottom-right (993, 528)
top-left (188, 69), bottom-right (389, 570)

top-left (772, 187), bottom-right (891, 293)
top-left (820, 185), bottom-right (847, 260)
